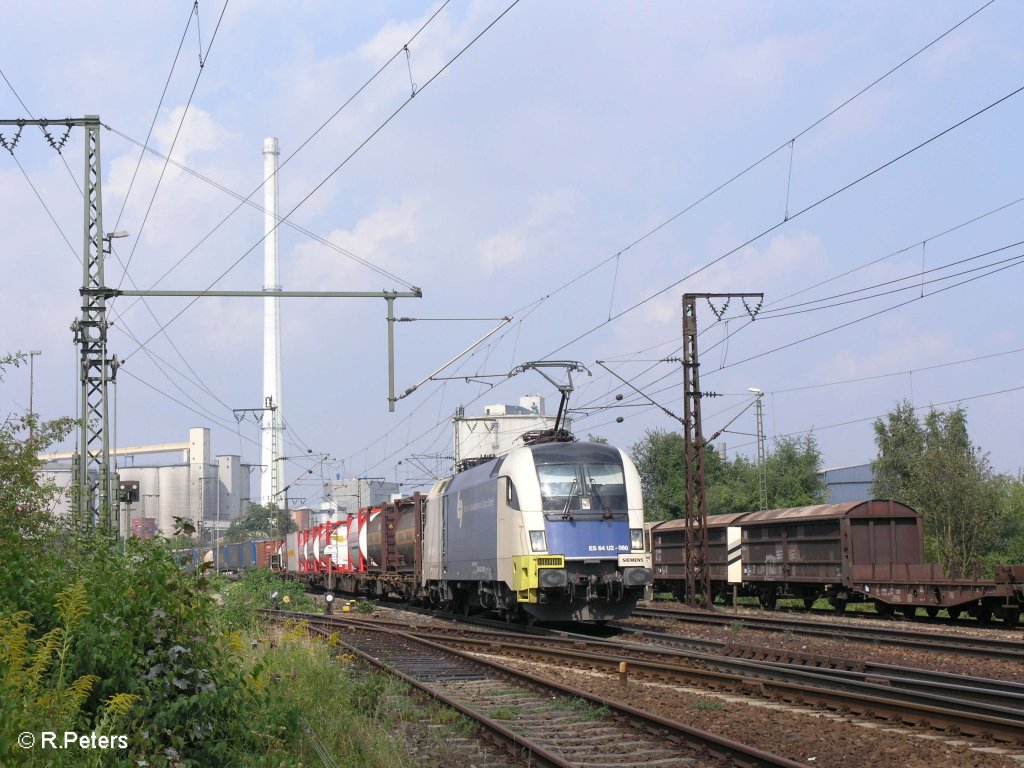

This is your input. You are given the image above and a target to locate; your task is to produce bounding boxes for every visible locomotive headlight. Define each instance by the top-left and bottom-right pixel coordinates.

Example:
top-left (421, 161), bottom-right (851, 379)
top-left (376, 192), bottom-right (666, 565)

top-left (630, 528), bottom-right (643, 551)
top-left (529, 530), bottom-right (547, 552)
top-left (539, 569), bottom-right (568, 589)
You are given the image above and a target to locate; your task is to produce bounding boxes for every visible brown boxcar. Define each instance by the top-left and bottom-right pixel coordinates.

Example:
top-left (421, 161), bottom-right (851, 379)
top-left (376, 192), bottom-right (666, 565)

top-left (647, 500), bottom-right (1021, 625)
top-left (648, 513), bottom-right (746, 599)
top-left (736, 500), bottom-right (922, 609)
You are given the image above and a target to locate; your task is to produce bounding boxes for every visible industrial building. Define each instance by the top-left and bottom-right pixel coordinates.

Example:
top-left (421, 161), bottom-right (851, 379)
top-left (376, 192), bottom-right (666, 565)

top-left (453, 395), bottom-right (567, 467)
top-left (819, 463), bottom-right (875, 503)
top-left (38, 427), bottom-right (250, 542)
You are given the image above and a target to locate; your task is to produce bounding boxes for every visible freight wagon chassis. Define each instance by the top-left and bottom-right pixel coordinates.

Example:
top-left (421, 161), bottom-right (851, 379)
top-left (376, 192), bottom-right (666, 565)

top-left (850, 580), bottom-right (1020, 626)
top-left (711, 580), bottom-right (1020, 626)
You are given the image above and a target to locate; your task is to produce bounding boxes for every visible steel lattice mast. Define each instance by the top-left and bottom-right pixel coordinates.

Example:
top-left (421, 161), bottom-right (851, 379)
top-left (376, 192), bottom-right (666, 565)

top-left (73, 117), bottom-right (116, 532)
top-left (681, 292), bottom-right (762, 608)
top-left (0, 115), bottom-right (115, 531)
top-left (2, 117), bottom-right (421, 536)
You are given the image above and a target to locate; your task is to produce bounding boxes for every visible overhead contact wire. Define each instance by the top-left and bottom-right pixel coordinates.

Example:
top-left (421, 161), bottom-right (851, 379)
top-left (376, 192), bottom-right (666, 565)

top-left (123, 0), bottom-right (521, 362)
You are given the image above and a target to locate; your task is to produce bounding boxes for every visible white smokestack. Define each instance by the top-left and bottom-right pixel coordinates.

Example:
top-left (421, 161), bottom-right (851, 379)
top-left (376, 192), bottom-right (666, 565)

top-left (261, 137), bottom-right (283, 508)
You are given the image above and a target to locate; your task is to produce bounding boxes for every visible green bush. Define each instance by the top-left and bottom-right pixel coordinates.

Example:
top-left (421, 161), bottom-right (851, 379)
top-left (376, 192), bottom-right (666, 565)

top-left (217, 569), bottom-right (315, 634)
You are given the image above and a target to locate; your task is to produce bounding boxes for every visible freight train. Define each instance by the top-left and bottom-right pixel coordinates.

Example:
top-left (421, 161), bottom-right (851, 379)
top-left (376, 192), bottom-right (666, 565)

top-left (646, 500), bottom-right (1023, 627)
top-left (210, 440), bottom-right (653, 623)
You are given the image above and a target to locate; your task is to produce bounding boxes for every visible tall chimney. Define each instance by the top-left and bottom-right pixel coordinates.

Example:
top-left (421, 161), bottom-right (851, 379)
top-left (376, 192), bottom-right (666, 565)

top-left (261, 137), bottom-right (283, 508)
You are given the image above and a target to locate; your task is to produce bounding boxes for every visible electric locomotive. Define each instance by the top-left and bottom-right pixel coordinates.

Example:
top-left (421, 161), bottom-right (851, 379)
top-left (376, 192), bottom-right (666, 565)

top-left (421, 440), bottom-right (652, 622)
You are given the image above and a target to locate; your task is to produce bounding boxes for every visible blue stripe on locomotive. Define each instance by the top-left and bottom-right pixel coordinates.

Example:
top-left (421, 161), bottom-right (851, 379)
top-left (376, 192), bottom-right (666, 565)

top-left (545, 519), bottom-right (631, 558)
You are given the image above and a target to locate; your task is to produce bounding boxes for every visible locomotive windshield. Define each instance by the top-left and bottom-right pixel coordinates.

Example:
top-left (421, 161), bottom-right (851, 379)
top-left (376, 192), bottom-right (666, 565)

top-left (538, 461), bottom-right (627, 517)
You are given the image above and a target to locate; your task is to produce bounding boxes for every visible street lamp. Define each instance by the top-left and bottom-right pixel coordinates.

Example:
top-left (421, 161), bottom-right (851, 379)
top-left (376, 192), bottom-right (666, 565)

top-left (28, 349), bottom-right (41, 445)
top-left (104, 231), bottom-right (129, 246)
top-left (748, 388), bottom-right (767, 511)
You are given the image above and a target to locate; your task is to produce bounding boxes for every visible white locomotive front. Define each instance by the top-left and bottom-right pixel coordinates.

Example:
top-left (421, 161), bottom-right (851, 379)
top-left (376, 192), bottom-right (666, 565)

top-left (421, 441), bottom-right (652, 622)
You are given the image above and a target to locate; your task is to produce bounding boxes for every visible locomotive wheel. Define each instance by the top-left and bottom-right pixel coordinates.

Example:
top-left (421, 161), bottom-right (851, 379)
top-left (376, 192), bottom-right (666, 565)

top-left (925, 606), bottom-right (939, 619)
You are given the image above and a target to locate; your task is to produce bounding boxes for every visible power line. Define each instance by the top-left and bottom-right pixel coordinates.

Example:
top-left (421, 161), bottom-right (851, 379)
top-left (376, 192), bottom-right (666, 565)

top-left (104, 124), bottom-right (417, 286)
top-left (252, 4), bottom-right (1008, 480)
top-left (100, 1), bottom-right (451, 436)
top-left (715, 253), bottom-right (1024, 372)
top-left (723, 383), bottom-right (1024, 457)
top-left (121, 0), bottom-right (520, 363)
top-left (542, 83), bottom-right (1024, 360)
top-left (110, 2), bottom-right (198, 237)
top-left (758, 244), bottom-right (1024, 319)
top-left (109, 0), bottom-right (451, 321)
top-left (116, 0), bottom-right (230, 286)
top-left (770, 346), bottom-right (1024, 395)
top-left (768, 194), bottom-right (1024, 308)
top-left (575, 227), bottom-right (1024, 420)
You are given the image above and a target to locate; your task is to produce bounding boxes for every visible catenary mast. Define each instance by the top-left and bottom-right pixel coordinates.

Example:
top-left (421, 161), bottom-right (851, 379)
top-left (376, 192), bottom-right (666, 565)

top-left (261, 138), bottom-right (283, 508)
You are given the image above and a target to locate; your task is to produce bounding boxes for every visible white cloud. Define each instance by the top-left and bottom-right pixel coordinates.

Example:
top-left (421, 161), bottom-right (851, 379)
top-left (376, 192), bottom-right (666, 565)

top-left (154, 106), bottom-right (233, 167)
top-left (815, 321), bottom-right (954, 383)
top-left (479, 229), bottom-right (527, 273)
top-left (476, 189), bottom-right (579, 275)
top-left (288, 198), bottom-right (421, 290)
top-left (698, 229), bottom-right (829, 296)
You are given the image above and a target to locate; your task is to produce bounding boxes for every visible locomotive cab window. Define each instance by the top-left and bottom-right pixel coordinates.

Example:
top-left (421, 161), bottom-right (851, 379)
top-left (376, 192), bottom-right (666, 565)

top-left (583, 463), bottom-right (626, 510)
top-left (500, 476), bottom-right (520, 510)
top-left (538, 463), bottom-right (577, 511)
top-left (537, 461), bottom-right (627, 518)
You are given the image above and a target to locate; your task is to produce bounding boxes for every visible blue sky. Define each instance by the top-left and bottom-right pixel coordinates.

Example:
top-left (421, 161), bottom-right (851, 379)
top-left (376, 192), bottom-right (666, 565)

top-left (3, 1), bottom-right (1022, 503)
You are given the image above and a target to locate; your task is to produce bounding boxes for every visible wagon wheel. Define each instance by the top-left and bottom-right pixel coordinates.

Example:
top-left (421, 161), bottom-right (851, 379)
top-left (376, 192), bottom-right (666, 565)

top-left (924, 606), bottom-right (939, 619)
top-left (873, 600), bottom-right (893, 618)
top-left (1004, 608), bottom-right (1020, 628)
top-left (802, 597), bottom-right (816, 611)
top-left (758, 588), bottom-right (777, 611)
top-left (947, 606), bottom-right (962, 620)
top-left (899, 606), bottom-right (917, 619)
top-left (976, 605), bottom-right (993, 625)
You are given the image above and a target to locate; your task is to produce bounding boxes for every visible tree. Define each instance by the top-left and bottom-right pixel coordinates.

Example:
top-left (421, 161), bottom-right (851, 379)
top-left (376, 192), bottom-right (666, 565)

top-left (871, 400), bottom-right (923, 504)
top-left (984, 472), bottom-right (1024, 571)
top-left (222, 501), bottom-right (297, 543)
top-left (629, 428), bottom-right (826, 521)
top-left (872, 401), bottom-right (1000, 576)
top-left (764, 434), bottom-right (828, 508)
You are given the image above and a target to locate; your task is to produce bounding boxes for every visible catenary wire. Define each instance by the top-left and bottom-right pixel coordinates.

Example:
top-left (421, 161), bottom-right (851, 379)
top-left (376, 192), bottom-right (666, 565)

top-left (108, 0), bottom-right (451, 316)
top-left (120, 0), bottom-right (521, 363)
top-left (540, 83), bottom-right (1024, 361)
top-left (115, 0), bottom-right (230, 287)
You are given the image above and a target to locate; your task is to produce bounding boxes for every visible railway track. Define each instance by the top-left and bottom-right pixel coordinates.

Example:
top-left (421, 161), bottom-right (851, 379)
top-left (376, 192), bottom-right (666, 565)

top-left (262, 610), bottom-right (804, 768)
top-left (385, 620), bottom-right (1024, 744)
top-left (630, 605), bottom-right (1024, 662)
top-left (267, 608), bottom-right (1024, 748)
